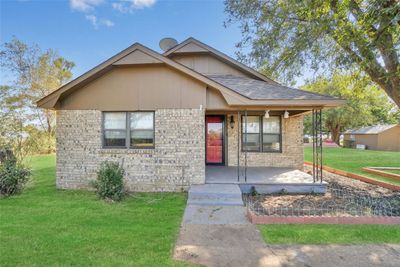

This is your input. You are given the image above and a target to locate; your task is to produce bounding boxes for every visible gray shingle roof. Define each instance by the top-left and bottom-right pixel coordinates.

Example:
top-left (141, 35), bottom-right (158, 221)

top-left (346, 124), bottom-right (398, 134)
top-left (206, 75), bottom-right (340, 100)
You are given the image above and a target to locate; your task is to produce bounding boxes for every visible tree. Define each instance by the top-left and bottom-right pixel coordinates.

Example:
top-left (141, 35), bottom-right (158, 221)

top-left (225, 0), bottom-right (400, 106)
top-left (0, 38), bottom-right (74, 153)
top-left (303, 71), bottom-right (400, 144)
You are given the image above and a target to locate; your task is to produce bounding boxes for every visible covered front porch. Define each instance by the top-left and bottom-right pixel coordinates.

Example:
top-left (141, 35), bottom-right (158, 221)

top-left (204, 108), bottom-right (325, 194)
top-left (206, 166), bottom-right (327, 194)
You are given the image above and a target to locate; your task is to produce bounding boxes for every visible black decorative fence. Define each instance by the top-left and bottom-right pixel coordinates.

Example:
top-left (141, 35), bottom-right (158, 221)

top-left (244, 182), bottom-right (400, 217)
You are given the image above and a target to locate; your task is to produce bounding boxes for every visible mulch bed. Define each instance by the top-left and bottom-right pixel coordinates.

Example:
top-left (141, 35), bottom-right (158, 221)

top-left (244, 167), bottom-right (400, 217)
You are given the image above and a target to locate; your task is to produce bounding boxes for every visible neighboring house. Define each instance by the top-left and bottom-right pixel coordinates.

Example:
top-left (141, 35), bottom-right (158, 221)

top-left (37, 37), bottom-right (343, 192)
top-left (344, 124), bottom-right (400, 152)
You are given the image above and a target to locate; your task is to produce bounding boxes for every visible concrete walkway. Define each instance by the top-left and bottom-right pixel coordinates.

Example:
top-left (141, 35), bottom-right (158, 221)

top-left (174, 184), bottom-right (400, 267)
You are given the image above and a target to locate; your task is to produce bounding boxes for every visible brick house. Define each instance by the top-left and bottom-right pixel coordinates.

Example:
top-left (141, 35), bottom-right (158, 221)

top-left (37, 38), bottom-right (343, 192)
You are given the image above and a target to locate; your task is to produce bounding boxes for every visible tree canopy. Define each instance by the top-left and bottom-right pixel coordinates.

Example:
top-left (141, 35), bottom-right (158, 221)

top-left (225, 0), bottom-right (400, 106)
top-left (0, 38), bottom-right (74, 154)
top-left (303, 71), bottom-right (400, 144)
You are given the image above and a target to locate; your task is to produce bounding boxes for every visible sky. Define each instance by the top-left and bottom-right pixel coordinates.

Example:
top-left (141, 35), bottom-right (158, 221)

top-left (0, 0), bottom-right (308, 85)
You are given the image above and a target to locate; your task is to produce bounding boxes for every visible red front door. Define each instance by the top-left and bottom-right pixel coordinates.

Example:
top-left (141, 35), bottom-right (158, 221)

top-left (206, 116), bottom-right (224, 165)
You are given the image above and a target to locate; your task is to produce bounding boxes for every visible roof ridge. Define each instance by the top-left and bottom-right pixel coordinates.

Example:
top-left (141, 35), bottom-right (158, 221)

top-left (37, 41), bottom-right (252, 108)
top-left (164, 37), bottom-right (279, 84)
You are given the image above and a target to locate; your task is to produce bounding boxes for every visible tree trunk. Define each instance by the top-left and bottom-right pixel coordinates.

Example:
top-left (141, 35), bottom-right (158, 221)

top-left (330, 125), bottom-right (341, 146)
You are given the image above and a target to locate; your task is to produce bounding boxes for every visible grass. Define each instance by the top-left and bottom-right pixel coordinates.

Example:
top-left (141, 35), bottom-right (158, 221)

top-left (258, 224), bottom-right (400, 244)
top-left (0, 154), bottom-right (190, 267)
top-left (384, 169), bottom-right (400, 175)
top-left (304, 147), bottom-right (400, 186)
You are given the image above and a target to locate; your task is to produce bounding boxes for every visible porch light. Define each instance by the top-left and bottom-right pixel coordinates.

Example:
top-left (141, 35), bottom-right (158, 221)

top-left (264, 110), bottom-right (270, 119)
top-left (284, 110), bottom-right (290, 119)
top-left (229, 115), bottom-right (235, 129)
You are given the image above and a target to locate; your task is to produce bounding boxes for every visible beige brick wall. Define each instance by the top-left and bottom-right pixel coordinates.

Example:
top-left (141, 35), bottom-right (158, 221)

top-left (226, 114), bottom-right (304, 169)
top-left (56, 109), bottom-right (205, 191)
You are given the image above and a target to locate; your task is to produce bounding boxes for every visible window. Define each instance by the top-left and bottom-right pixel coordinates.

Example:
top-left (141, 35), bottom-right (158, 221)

top-left (130, 112), bottom-right (154, 148)
top-left (103, 112), bottom-right (127, 147)
top-left (103, 112), bottom-right (154, 148)
top-left (241, 116), bottom-right (261, 151)
top-left (262, 117), bottom-right (281, 152)
top-left (242, 115), bottom-right (281, 152)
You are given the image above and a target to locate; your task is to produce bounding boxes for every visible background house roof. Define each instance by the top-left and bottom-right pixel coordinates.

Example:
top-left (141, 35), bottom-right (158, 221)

top-left (206, 75), bottom-right (340, 100)
top-left (345, 124), bottom-right (398, 135)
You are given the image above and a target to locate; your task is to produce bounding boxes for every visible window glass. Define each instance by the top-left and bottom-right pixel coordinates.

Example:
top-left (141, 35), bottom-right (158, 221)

top-left (242, 116), bottom-right (260, 133)
top-left (262, 134), bottom-right (280, 152)
top-left (243, 133), bottom-right (261, 151)
top-left (130, 112), bottom-right (154, 148)
top-left (104, 112), bottom-right (126, 129)
top-left (242, 116), bottom-right (260, 151)
top-left (103, 112), bottom-right (126, 147)
top-left (130, 112), bottom-right (154, 129)
top-left (262, 116), bottom-right (281, 152)
top-left (104, 130), bottom-right (126, 147)
top-left (241, 115), bottom-right (282, 152)
top-left (263, 117), bottom-right (280, 133)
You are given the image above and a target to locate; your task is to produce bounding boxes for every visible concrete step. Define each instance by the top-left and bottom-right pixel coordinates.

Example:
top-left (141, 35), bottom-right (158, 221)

top-left (188, 184), bottom-right (243, 206)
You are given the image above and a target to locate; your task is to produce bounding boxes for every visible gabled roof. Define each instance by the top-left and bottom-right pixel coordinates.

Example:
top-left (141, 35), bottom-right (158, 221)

top-left (163, 37), bottom-right (278, 84)
top-left (37, 38), bottom-right (345, 109)
top-left (207, 75), bottom-right (339, 101)
top-left (346, 124), bottom-right (399, 135)
top-left (37, 43), bottom-right (248, 108)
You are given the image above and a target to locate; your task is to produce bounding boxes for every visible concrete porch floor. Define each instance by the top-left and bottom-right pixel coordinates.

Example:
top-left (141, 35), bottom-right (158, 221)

top-left (206, 166), bottom-right (327, 194)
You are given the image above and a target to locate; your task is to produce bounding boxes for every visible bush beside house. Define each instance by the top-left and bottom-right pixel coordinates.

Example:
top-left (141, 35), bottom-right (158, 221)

top-left (93, 161), bottom-right (125, 201)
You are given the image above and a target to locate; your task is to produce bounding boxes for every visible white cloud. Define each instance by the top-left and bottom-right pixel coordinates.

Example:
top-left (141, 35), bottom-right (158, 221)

top-left (102, 19), bottom-right (115, 27)
top-left (132, 0), bottom-right (156, 9)
top-left (70, 0), bottom-right (104, 12)
top-left (70, 0), bottom-right (155, 28)
top-left (85, 14), bottom-right (114, 28)
top-left (85, 14), bottom-right (98, 26)
top-left (112, 0), bottom-right (156, 13)
top-left (111, 2), bottom-right (128, 13)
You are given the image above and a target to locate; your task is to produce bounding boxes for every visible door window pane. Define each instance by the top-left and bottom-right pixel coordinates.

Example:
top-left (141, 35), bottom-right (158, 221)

top-left (206, 116), bottom-right (223, 164)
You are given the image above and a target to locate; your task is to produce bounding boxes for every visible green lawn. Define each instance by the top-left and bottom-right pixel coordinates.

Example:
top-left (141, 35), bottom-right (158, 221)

top-left (385, 169), bottom-right (400, 175)
top-left (304, 147), bottom-right (400, 186)
top-left (259, 224), bottom-right (400, 244)
top-left (0, 154), bottom-right (190, 267)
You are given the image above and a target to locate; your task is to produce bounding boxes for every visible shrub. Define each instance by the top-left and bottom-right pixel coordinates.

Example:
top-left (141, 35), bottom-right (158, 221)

top-left (93, 161), bottom-right (125, 201)
top-left (250, 186), bottom-right (258, 196)
top-left (0, 149), bottom-right (30, 197)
